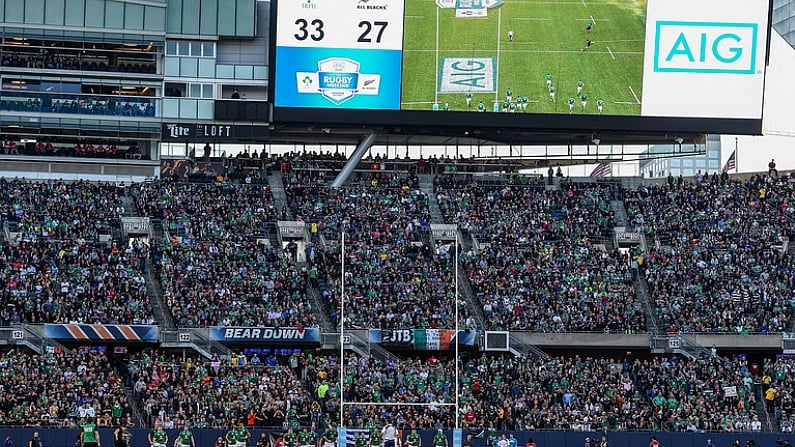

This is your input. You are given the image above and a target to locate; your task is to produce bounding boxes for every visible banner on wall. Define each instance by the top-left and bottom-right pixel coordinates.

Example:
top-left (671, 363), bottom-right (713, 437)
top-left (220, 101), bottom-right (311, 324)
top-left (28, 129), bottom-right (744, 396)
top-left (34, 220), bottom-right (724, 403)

top-left (43, 324), bottom-right (158, 342)
top-left (209, 327), bottom-right (321, 344)
top-left (369, 329), bottom-right (476, 350)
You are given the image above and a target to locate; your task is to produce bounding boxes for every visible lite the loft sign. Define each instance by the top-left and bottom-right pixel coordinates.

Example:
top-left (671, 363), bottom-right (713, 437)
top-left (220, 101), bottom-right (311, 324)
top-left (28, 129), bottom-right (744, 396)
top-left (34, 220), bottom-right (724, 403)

top-left (162, 123), bottom-right (234, 140)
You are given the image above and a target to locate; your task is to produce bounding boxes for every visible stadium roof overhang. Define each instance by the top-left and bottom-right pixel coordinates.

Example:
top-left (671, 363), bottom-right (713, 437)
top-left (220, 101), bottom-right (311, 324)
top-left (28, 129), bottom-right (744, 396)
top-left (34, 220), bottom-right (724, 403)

top-left (267, 124), bottom-right (705, 148)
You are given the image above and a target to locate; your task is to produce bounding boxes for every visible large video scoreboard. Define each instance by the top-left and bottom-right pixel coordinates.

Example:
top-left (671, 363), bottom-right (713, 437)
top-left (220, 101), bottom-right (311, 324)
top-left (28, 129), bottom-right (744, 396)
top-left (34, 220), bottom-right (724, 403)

top-left (270, 0), bottom-right (772, 135)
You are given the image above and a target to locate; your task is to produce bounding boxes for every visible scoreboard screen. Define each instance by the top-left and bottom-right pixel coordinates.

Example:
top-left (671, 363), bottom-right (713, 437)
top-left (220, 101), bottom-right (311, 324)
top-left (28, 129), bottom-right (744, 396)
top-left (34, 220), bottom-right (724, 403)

top-left (270, 0), bottom-right (771, 134)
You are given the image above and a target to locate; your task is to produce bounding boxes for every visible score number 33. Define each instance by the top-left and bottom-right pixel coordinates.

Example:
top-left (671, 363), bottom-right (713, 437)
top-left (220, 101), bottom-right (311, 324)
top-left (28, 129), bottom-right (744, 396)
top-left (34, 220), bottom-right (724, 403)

top-left (293, 19), bottom-right (388, 43)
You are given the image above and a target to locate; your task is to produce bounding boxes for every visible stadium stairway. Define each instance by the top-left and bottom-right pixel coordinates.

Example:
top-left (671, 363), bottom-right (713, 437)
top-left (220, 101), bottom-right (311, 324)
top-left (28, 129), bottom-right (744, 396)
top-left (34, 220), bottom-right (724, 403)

top-left (144, 264), bottom-right (174, 329)
top-left (633, 278), bottom-right (661, 335)
top-left (268, 170), bottom-right (289, 214)
top-left (120, 192), bottom-right (137, 217)
top-left (418, 174), bottom-right (445, 223)
top-left (610, 199), bottom-right (629, 226)
top-left (757, 392), bottom-right (779, 432)
top-left (610, 198), bottom-right (665, 336)
top-left (122, 198), bottom-right (175, 330)
top-left (115, 362), bottom-right (147, 427)
top-left (305, 279), bottom-right (335, 333)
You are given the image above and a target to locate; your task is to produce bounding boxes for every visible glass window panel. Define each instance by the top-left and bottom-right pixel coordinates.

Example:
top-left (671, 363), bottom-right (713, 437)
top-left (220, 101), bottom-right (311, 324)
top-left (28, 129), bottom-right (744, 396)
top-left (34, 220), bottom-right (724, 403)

top-left (235, 0), bottom-right (255, 36)
top-left (708, 150), bottom-right (719, 159)
top-left (179, 98), bottom-right (198, 119)
top-left (217, 0), bottom-right (235, 35)
top-left (180, 58), bottom-right (198, 77)
top-left (45, 0), bottom-right (65, 25)
top-left (189, 83), bottom-right (201, 98)
top-left (177, 41), bottom-right (189, 55)
top-left (670, 159), bottom-right (681, 167)
top-left (4, 0), bottom-right (24, 22)
top-left (683, 169), bottom-right (694, 177)
top-left (164, 57), bottom-right (180, 76)
top-left (695, 159), bottom-right (706, 168)
top-left (198, 58), bottom-right (215, 78)
top-left (253, 66), bottom-right (267, 80)
top-left (125, 3), bottom-right (145, 30)
top-left (64, 0), bottom-right (85, 26)
top-left (202, 84), bottom-right (213, 98)
top-left (144, 6), bottom-right (165, 32)
top-left (199, 0), bottom-right (218, 35)
top-left (683, 159), bottom-right (694, 168)
top-left (25, 0), bottom-right (45, 24)
top-left (84, 0), bottom-right (104, 27)
top-left (182, 0), bottom-right (200, 35)
top-left (202, 42), bottom-right (214, 57)
top-left (191, 42), bottom-right (201, 56)
top-left (166, 41), bottom-right (177, 55)
top-left (709, 160), bottom-right (719, 168)
top-left (197, 99), bottom-right (214, 119)
top-left (216, 64), bottom-right (234, 78)
top-left (162, 98), bottom-right (180, 118)
top-left (235, 65), bottom-right (254, 79)
top-left (105, 1), bottom-right (124, 28)
top-left (166, 0), bottom-right (183, 33)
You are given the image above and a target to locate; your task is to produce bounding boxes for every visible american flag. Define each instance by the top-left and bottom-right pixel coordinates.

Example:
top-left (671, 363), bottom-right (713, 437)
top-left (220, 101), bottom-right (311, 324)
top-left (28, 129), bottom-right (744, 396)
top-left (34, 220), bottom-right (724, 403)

top-left (722, 150), bottom-right (736, 173)
top-left (590, 162), bottom-right (612, 178)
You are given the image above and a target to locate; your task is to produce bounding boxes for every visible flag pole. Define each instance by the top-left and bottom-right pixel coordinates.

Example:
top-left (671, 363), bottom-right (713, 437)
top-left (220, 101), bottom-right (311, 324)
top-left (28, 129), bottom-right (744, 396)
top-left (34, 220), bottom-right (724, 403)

top-left (735, 137), bottom-right (739, 173)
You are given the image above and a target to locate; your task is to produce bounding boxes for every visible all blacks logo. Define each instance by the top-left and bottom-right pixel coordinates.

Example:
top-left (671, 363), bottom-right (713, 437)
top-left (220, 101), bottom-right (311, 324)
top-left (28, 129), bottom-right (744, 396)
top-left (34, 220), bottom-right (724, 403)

top-left (357, 0), bottom-right (388, 10)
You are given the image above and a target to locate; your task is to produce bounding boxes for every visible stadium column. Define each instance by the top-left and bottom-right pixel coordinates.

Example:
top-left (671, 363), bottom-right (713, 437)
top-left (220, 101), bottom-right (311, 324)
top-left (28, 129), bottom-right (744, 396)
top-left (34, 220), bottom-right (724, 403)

top-left (330, 133), bottom-right (379, 188)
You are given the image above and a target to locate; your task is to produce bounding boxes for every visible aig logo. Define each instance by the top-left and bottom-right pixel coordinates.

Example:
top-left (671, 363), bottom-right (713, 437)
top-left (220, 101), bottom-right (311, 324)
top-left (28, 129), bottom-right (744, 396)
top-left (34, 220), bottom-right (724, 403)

top-left (654, 21), bottom-right (759, 74)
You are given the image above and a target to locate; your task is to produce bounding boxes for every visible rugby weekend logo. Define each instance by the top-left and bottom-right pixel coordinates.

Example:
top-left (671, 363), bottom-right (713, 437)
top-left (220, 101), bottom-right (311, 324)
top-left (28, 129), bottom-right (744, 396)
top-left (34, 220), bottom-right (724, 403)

top-left (653, 21), bottom-right (759, 74)
top-left (295, 58), bottom-right (382, 105)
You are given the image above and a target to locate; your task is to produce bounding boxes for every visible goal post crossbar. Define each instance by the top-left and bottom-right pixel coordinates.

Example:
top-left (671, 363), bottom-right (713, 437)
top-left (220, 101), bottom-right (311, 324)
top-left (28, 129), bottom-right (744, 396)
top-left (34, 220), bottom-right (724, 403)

top-left (342, 402), bottom-right (458, 407)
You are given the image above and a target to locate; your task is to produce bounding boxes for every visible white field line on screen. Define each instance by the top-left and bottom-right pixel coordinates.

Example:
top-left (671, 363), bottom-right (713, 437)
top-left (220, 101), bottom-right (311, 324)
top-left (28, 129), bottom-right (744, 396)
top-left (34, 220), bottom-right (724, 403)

top-left (606, 46), bottom-right (615, 60)
top-left (614, 101), bottom-right (641, 105)
top-left (591, 15), bottom-right (596, 24)
top-left (514, 17), bottom-right (552, 21)
top-left (581, 0), bottom-right (587, 7)
top-left (401, 101), bottom-right (438, 105)
top-left (576, 18), bottom-right (609, 21)
top-left (435, 6), bottom-right (440, 103)
top-left (406, 15), bottom-right (425, 19)
top-left (404, 49), bottom-right (643, 55)
top-left (596, 39), bottom-right (644, 43)
top-left (495, 6), bottom-right (502, 102)
top-left (503, 1), bottom-right (614, 3)
top-left (629, 86), bottom-right (641, 105)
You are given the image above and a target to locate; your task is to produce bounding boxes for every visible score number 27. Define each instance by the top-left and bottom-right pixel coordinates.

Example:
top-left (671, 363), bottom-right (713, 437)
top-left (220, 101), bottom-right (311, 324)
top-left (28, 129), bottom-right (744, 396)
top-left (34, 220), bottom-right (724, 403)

top-left (294, 19), bottom-right (388, 43)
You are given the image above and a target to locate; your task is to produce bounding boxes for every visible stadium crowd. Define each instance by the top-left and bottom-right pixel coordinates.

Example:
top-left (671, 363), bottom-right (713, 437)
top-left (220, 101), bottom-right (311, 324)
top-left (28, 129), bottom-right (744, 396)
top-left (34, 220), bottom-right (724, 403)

top-left (0, 348), bottom-right (131, 427)
top-left (2, 171), bottom-right (795, 434)
top-left (1, 48), bottom-right (156, 74)
top-left (625, 175), bottom-right (795, 333)
top-left (0, 179), bottom-right (153, 324)
top-left (116, 348), bottom-right (774, 433)
top-left (438, 183), bottom-right (644, 332)
top-left (288, 177), bottom-right (464, 329)
top-left (129, 350), bottom-right (316, 429)
top-left (132, 182), bottom-right (315, 328)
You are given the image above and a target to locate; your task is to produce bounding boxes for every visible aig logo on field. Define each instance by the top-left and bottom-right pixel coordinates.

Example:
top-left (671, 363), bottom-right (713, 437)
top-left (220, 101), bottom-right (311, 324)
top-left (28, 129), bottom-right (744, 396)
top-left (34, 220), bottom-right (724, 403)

top-left (653, 21), bottom-right (759, 74)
